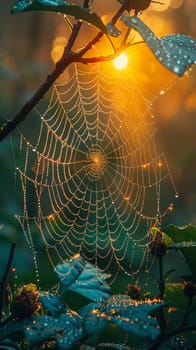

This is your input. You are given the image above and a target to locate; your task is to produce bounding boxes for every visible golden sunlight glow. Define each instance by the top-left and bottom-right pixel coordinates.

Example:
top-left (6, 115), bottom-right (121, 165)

top-left (93, 156), bottom-right (100, 164)
top-left (90, 153), bottom-right (103, 170)
top-left (113, 53), bottom-right (128, 70)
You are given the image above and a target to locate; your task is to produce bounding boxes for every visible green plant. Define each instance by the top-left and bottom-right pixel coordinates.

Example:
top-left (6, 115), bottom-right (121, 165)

top-left (0, 229), bottom-right (196, 349)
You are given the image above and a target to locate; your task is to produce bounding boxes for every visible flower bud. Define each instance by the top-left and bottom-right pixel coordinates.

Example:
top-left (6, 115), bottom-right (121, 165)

top-left (126, 284), bottom-right (141, 299)
top-left (12, 283), bottom-right (40, 318)
top-left (149, 230), bottom-right (167, 257)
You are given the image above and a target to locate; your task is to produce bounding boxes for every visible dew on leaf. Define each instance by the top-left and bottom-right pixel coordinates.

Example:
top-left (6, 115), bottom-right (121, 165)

top-left (122, 15), bottom-right (196, 76)
top-left (106, 22), bottom-right (121, 37)
top-left (12, 0), bottom-right (33, 12)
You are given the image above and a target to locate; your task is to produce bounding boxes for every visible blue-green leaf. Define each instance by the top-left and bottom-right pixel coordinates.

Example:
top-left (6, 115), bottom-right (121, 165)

top-left (12, 1), bottom-right (107, 33)
top-left (40, 292), bottom-right (68, 316)
top-left (84, 294), bottom-right (164, 340)
top-left (106, 22), bottom-right (121, 37)
top-left (122, 15), bottom-right (196, 76)
top-left (55, 255), bottom-right (111, 302)
top-left (24, 316), bottom-right (63, 343)
top-left (57, 320), bottom-right (84, 349)
top-left (24, 310), bottom-right (83, 344)
top-left (78, 302), bottom-right (98, 318)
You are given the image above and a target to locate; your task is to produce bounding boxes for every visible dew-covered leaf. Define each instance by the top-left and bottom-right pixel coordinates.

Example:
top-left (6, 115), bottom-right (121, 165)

top-left (106, 22), bottom-right (121, 37)
top-left (169, 241), bottom-right (196, 248)
top-left (122, 15), bottom-right (196, 76)
top-left (55, 255), bottom-right (111, 302)
top-left (163, 225), bottom-right (196, 282)
top-left (93, 344), bottom-right (131, 350)
top-left (83, 310), bottom-right (108, 335)
top-left (11, 0), bottom-right (107, 33)
top-left (57, 323), bottom-right (84, 349)
top-left (24, 316), bottom-right (63, 342)
top-left (78, 302), bottom-right (98, 318)
top-left (57, 312), bottom-right (84, 349)
top-left (39, 291), bottom-right (68, 316)
top-left (24, 310), bottom-right (82, 344)
top-left (84, 294), bottom-right (163, 340)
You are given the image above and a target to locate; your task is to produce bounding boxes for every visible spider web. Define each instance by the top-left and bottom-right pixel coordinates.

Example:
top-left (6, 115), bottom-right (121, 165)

top-left (15, 62), bottom-right (178, 282)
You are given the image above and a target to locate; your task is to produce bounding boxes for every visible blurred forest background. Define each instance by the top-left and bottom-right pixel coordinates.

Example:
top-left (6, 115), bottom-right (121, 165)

top-left (0, 0), bottom-right (196, 288)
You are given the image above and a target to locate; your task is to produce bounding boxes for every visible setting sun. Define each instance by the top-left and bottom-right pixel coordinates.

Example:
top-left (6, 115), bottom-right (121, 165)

top-left (113, 53), bottom-right (128, 70)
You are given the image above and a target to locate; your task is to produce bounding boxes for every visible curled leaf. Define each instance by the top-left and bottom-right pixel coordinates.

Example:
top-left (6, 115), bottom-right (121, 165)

top-left (169, 241), bottom-right (196, 249)
top-left (55, 255), bottom-right (111, 302)
top-left (12, 1), bottom-right (107, 33)
top-left (122, 15), bottom-right (196, 76)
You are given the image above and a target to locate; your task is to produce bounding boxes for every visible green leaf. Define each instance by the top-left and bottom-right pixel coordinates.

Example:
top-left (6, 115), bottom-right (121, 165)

top-left (24, 311), bottom-right (83, 344)
top-left (84, 295), bottom-right (164, 340)
top-left (165, 283), bottom-right (188, 327)
top-left (24, 316), bottom-right (64, 342)
top-left (55, 255), bottom-right (111, 302)
top-left (163, 225), bottom-right (196, 282)
top-left (39, 292), bottom-right (68, 316)
top-left (12, 0), bottom-right (107, 33)
top-left (163, 269), bottom-right (175, 282)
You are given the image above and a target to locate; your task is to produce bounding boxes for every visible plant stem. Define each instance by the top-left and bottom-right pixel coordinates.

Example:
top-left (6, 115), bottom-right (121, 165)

top-left (0, 1), bottom-right (132, 143)
top-left (158, 255), bottom-right (166, 330)
top-left (158, 256), bottom-right (164, 299)
top-left (0, 243), bottom-right (16, 323)
top-left (180, 296), bottom-right (193, 327)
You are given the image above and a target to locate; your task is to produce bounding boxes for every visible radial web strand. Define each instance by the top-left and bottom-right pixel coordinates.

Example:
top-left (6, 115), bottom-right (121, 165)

top-left (15, 62), bottom-right (178, 282)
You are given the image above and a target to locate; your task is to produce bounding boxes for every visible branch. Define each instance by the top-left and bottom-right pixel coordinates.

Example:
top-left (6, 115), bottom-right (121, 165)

top-left (0, 243), bottom-right (16, 323)
top-left (0, 54), bottom-right (73, 142)
top-left (0, 1), bottom-right (132, 142)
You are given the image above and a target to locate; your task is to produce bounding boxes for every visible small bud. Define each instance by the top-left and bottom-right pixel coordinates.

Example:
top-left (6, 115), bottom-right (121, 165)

top-left (183, 281), bottom-right (196, 299)
top-left (149, 230), bottom-right (167, 257)
top-left (126, 284), bottom-right (141, 299)
top-left (12, 283), bottom-right (40, 318)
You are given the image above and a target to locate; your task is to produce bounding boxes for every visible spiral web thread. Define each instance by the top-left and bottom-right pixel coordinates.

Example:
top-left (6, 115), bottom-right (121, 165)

top-left (16, 62), bottom-right (178, 283)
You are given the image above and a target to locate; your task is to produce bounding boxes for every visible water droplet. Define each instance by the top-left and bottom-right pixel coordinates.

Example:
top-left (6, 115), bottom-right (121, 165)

top-left (106, 22), bottom-right (121, 37)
